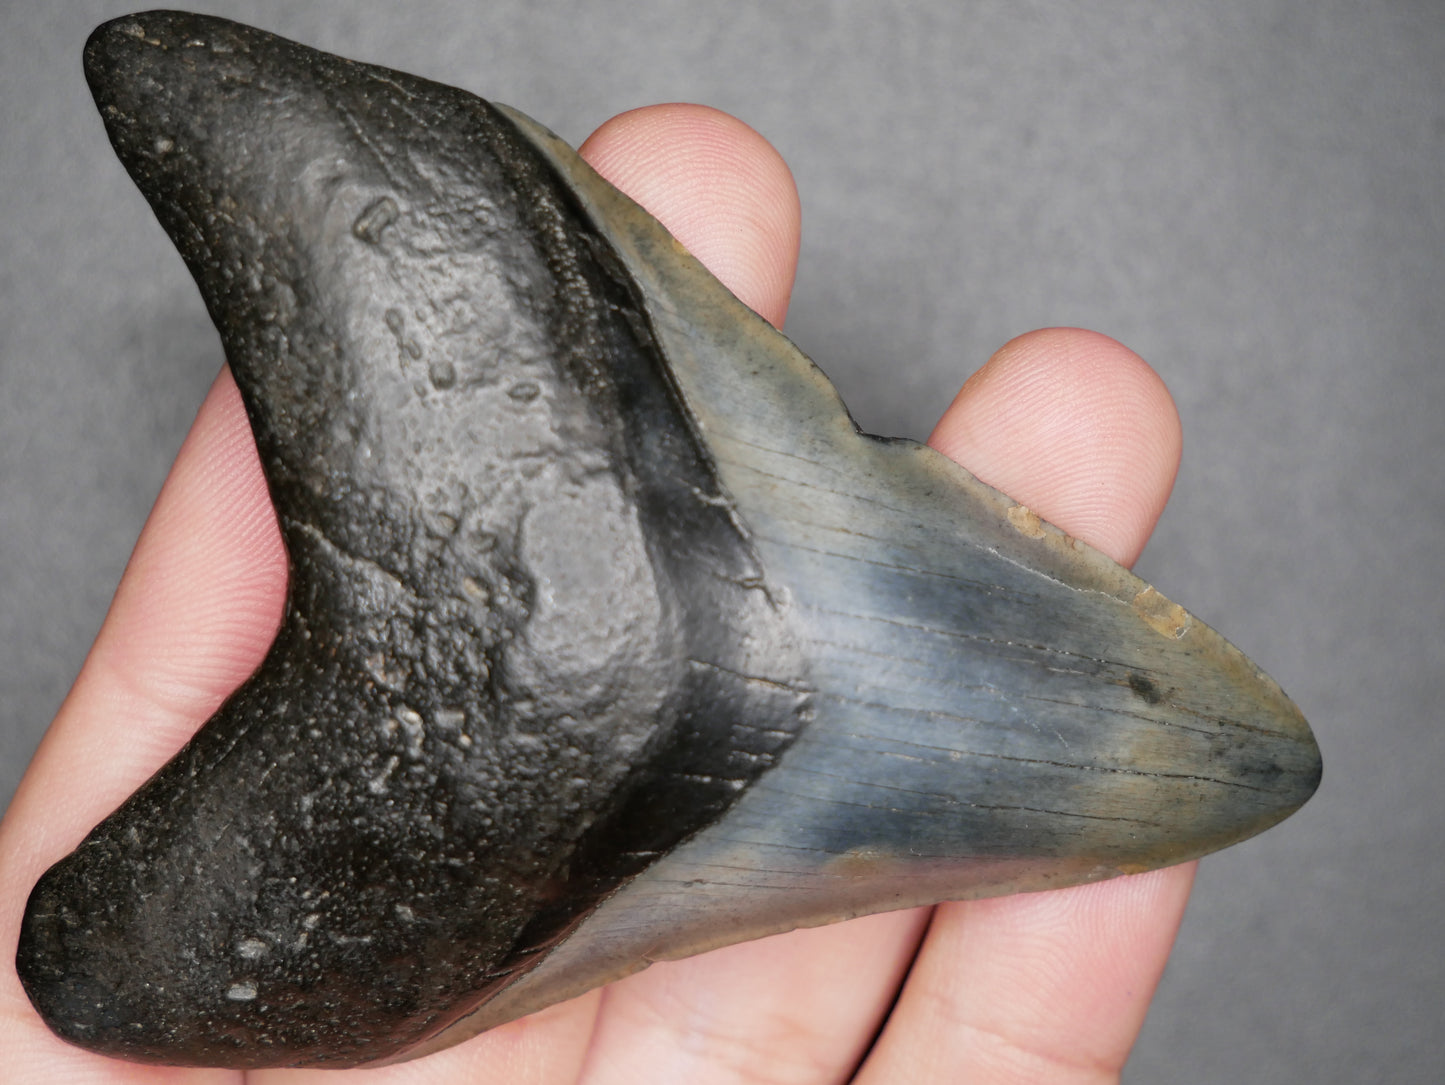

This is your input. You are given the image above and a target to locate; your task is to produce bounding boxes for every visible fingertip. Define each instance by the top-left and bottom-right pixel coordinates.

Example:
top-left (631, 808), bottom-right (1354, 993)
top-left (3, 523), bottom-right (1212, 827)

top-left (928, 328), bottom-right (1182, 567)
top-left (855, 863), bottom-right (1197, 1084)
top-left (580, 104), bottom-right (801, 328)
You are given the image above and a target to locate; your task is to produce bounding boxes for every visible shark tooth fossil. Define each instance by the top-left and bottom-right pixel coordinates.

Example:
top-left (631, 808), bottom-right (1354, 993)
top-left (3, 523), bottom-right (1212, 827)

top-left (16, 10), bottom-right (1321, 1070)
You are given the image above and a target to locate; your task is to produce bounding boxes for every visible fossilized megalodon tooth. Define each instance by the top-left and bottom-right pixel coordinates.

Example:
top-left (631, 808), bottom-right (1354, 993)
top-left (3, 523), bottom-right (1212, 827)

top-left (17, 10), bottom-right (1320, 1069)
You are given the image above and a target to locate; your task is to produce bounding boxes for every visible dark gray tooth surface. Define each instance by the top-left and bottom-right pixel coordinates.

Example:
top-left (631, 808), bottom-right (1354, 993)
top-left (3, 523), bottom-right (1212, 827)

top-left (16, 10), bottom-right (1320, 1070)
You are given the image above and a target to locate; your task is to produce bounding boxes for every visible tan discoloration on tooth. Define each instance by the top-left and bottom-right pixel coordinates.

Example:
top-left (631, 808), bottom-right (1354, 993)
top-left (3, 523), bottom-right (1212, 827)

top-left (1133, 586), bottom-right (1192, 639)
top-left (824, 847), bottom-right (908, 879)
top-left (1006, 503), bottom-right (1047, 539)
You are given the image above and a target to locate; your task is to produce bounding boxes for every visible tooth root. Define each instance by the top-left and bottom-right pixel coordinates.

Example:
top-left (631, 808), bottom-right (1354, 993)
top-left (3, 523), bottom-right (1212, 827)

top-left (17, 10), bottom-right (1318, 1071)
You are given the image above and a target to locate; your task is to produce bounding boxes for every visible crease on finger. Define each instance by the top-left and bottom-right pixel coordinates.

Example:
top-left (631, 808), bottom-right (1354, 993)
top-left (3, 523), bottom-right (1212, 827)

top-left (573, 910), bottom-right (930, 1085)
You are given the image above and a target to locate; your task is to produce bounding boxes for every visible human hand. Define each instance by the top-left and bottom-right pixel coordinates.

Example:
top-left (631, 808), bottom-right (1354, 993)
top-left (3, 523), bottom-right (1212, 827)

top-left (0, 103), bottom-right (1192, 1084)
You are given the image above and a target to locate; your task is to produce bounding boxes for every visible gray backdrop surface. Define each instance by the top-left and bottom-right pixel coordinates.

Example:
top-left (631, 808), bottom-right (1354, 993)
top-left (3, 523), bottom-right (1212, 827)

top-left (2, 2), bottom-right (1441, 1081)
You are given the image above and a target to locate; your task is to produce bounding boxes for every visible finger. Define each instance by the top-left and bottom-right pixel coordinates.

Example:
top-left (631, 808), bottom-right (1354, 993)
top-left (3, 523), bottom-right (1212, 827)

top-left (855, 328), bottom-right (1193, 1085)
top-left (580, 103), bottom-right (801, 328)
top-left (2, 371), bottom-right (286, 845)
top-left (861, 869), bottom-right (1196, 1085)
top-left (575, 106), bottom-right (932, 1085)
top-left (253, 994), bottom-right (600, 1085)
top-left (927, 327), bottom-right (1182, 569)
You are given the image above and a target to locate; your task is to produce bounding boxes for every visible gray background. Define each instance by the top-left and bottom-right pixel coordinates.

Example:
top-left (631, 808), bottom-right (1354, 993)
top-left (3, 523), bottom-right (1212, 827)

top-left (1, 1), bottom-right (1440, 1081)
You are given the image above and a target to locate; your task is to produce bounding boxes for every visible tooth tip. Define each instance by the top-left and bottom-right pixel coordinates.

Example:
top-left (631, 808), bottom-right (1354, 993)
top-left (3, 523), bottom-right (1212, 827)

top-left (84, 11), bottom-right (199, 94)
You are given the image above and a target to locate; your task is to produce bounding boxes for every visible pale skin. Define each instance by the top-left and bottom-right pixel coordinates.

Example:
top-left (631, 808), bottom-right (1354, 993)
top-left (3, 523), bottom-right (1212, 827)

top-left (0, 103), bottom-right (1193, 1084)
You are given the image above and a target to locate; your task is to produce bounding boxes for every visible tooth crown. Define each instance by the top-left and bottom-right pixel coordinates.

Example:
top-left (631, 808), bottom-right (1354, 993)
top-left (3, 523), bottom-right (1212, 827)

top-left (16, 9), bottom-right (1320, 1070)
